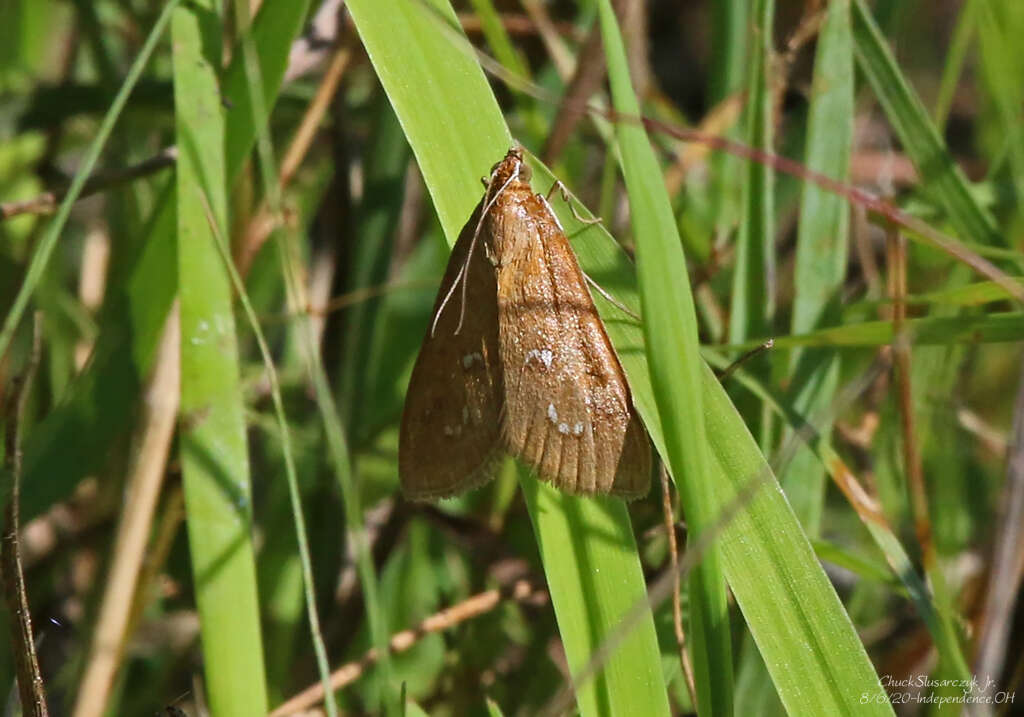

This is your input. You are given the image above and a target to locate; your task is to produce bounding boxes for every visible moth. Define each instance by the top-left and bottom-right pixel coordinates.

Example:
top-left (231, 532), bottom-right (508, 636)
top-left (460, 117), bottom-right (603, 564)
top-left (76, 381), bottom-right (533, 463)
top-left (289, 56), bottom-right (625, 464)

top-left (399, 147), bottom-right (651, 500)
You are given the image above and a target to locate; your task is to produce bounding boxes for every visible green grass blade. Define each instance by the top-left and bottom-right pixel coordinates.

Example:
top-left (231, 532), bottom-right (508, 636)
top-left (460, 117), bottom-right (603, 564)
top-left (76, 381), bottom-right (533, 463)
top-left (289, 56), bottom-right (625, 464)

top-left (221, 0), bottom-right (311, 186)
top-left (851, 6), bottom-right (1017, 690)
top-left (704, 349), bottom-right (971, 684)
top-left (783, 0), bottom-right (853, 530)
top-left (811, 539), bottom-right (902, 591)
top-left (205, 186), bottom-right (336, 716)
top-left (172, 2), bottom-right (268, 713)
top-left (345, 1), bottom-right (669, 714)
top-left (709, 0), bottom-right (750, 104)
top-left (933, 0), bottom-right (978, 130)
top-left (306, 315), bottom-right (396, 713)
top-left (596, 1), bottom-right (730, 714)
top-left (348, 0), bottom-right (508, 234)
top-left (521, 481), bottom-right (671, 716)
top-left (339, 100), bottom-right (412, 431)
top-left (466, 0), bottom-right (528, 78)
top-left (852, 0), bottom-right (1001, 246)
top-left (229, 0), bottom-right (389, 709)
top-left (729, 0), bottom-right (775, 343)
top-left (845, 278), bottom-right (1024, 310)
top-left (730, 312), bottom-right (1024, 349)
top-left (696, 363), bottom-right (892, 715)
top-left (975, 0), bottom-right (1024, 205)
top-left (708, 0), bottom-right (749, 235)
top-left (485, 696), bottom-right (506, 717)
top-left (556, 19), bottom-right (890, 717)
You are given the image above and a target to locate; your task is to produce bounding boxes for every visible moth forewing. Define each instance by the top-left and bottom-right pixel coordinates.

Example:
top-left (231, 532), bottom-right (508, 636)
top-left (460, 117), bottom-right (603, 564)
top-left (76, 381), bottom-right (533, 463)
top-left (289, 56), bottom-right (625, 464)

top-left (489, 171), bottom-right (650, 498)
top-left (398, 204), bottom-right (505, 500)
top-left (399, 147), bottom-right (651, 501)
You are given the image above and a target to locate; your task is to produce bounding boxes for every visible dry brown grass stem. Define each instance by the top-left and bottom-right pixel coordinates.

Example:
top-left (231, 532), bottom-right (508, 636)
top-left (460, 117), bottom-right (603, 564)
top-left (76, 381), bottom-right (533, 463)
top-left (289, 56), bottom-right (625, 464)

top-left (270, 580), bottom-right (546, 716)
top-left (72, 305), bottom-right (180, 717)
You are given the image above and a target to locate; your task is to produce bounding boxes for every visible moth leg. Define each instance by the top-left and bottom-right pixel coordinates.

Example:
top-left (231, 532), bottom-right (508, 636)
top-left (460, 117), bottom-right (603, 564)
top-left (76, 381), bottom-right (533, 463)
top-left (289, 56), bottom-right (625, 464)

top-left (537, 194), bottom-right (566, 233)
top-left (718, 338), bottom-right (775, 382)
top-left (581, 272), bottom-right (641, 322)
top-left (544, 179), bottom-right (602, 225)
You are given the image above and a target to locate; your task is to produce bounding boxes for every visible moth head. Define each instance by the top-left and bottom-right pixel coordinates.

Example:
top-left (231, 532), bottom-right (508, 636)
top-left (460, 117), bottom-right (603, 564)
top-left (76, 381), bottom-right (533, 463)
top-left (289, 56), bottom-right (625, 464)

top-left (489, 146), bottom-right (531, 189)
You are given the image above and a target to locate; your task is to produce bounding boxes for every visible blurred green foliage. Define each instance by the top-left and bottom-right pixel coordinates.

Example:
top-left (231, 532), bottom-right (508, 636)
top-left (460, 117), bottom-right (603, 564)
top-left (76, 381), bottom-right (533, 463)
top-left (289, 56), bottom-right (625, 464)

top-left (0, 0), bottom-right (1022, 715)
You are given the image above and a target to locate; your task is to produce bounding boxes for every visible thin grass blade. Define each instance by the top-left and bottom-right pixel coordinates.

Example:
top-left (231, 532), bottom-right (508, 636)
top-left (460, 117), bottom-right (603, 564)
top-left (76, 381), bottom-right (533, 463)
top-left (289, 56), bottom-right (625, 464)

top-left (172, 2), bottom-right (268, 712)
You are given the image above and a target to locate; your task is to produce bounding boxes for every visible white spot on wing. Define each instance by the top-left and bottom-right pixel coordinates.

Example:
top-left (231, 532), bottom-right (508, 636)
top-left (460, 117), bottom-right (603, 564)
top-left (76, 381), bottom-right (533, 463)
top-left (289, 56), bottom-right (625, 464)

top-left (573, 422), bottom-right (584, 436)
top-left (558, 422), bottom-right (570, 435)
top-left (547, 403), bottom-right (558, 423)
top-left (526, 348), bottom-right (554, 369)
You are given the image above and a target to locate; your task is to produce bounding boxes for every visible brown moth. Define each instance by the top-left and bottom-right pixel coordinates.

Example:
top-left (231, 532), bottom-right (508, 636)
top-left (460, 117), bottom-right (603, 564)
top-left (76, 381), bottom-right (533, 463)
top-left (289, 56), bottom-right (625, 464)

top-left (399, 147), bottom-right (651, 500)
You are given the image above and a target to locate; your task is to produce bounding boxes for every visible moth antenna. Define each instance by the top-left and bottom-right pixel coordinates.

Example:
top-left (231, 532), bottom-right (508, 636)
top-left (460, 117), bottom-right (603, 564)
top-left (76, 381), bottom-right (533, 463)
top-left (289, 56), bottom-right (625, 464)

top-left (546, 179), bottom-right (602, 225)
top-left (432, 161), bottom-right (513, 337)
top-left (582, 271), bottom-right (641, 321)
top-left (430, 260), bottom-right (468, 338)
top-left (454, 159), bottom-right (522, 335)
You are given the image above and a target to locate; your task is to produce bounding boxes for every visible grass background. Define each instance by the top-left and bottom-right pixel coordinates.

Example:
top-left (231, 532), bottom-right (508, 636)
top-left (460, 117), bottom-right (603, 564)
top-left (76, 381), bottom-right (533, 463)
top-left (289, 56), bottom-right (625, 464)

top-left (0, 0), bottom-right (1022, 715)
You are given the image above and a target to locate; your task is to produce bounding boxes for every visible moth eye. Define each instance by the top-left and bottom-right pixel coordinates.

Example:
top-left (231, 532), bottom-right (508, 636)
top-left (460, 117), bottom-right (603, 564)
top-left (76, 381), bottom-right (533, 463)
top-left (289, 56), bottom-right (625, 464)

top-left (489, 160), bottom-right (502, 174)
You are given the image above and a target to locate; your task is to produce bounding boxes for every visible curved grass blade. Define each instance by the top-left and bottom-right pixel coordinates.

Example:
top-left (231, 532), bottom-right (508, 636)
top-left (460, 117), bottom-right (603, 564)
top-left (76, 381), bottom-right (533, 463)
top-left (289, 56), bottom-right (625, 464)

top-left (596, 1), bottom-right (895, 713)
top-left (596, 1), bottom-right (729, 714)
top-left (349, 0), bottom-right (894, 713)
top-left (851, 0), bottom-right (1000, 247)
top-left (345, 1), bottom-right (669, 714)
top-left (702, 348), bottom-right (971, 683)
